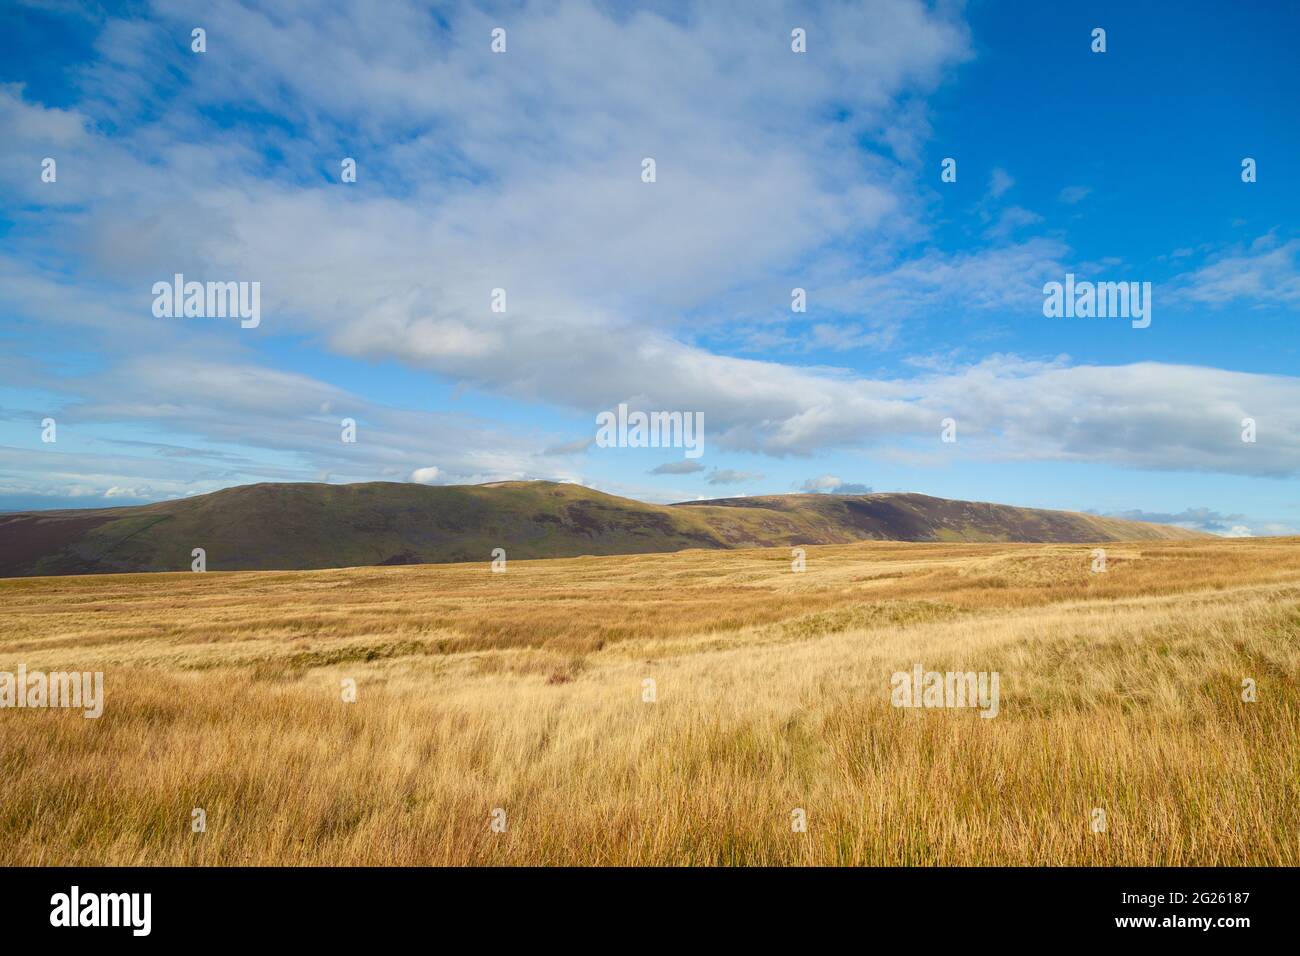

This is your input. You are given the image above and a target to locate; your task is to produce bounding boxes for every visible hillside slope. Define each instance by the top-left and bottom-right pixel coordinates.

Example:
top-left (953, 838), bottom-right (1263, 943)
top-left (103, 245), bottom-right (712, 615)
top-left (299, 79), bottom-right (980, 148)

top-left (0, 480), bottom-right (1206, 577)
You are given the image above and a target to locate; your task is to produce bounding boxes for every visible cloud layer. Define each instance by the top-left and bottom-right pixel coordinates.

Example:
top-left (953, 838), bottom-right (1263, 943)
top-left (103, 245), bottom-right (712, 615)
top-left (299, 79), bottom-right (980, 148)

top-left (2, 0), bottom-right (1298, 510)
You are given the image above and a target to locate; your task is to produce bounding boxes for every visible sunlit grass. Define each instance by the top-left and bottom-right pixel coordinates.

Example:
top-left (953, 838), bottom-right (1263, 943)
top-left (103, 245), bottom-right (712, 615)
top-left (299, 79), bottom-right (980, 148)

top-left (2, 537), bottom-right (1297, 865)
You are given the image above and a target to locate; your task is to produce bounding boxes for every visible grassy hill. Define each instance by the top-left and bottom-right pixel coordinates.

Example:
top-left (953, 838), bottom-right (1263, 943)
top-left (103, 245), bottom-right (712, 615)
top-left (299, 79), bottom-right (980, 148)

top-left (0, 480), bottom-right (1206, 577)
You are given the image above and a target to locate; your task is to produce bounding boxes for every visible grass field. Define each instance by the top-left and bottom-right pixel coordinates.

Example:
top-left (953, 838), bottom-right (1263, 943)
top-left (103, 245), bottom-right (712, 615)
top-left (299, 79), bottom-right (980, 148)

top-left (2, 537), bottom-right (1298, 866)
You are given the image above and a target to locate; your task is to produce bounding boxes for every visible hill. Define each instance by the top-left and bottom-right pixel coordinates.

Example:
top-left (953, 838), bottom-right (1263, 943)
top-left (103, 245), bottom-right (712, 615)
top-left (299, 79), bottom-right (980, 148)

top-left (0, 480), bottom-right (1206, 577)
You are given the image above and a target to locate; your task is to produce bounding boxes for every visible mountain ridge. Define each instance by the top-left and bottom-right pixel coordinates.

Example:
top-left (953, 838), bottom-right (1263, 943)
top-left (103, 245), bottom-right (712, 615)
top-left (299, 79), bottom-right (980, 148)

top-left (0, 479), bottom-right (1208, 577)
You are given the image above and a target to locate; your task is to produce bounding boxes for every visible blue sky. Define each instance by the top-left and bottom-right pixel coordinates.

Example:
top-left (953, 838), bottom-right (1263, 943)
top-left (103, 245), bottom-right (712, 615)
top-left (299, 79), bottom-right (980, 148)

top-left (1, 0), bottom-right (1297, 536)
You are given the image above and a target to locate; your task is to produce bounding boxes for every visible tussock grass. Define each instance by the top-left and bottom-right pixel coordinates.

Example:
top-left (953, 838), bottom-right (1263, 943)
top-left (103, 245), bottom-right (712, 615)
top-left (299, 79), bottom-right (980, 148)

top-left (1, 537), bottom-right (1298, 865)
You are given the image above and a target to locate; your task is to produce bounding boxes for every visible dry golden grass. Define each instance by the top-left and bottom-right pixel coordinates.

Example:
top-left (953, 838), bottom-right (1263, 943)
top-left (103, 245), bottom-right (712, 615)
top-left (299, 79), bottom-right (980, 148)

top-left (1, 537), bottom-right (1298, 865)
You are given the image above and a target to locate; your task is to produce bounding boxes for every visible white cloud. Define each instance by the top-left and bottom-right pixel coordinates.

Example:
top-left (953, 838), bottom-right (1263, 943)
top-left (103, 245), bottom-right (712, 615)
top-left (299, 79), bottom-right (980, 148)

top-left (1100, 507), bottom-right (1245, 534)
top-left (985, 205), bottom-right (1043, 240)
top-left (801, 474), bottom-right (843, 491)
top-left (988, 168), bottom-right (1014, 199)
top-left (707, 469), bottom-right (764, 485)
top-left (651, 460), bottom-right (706, 475)
top-left (1, 0), bottom-right (1298, 506)
top-left (1172, 235), bottom-right (1300, 307)
top-left (800, 474), bottom-right (873, 493)
top-left (542, 438), bottom-right (593, 457)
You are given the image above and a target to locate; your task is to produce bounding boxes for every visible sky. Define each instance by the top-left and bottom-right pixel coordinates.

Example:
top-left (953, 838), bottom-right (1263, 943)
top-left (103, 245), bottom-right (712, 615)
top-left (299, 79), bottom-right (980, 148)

top-left (1, 0), bottom-right (1297, 536)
